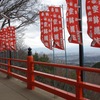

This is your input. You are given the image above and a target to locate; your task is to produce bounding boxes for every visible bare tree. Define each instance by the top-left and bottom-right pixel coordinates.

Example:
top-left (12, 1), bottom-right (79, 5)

top-left (0, 0), bottom-right (43, 51)
top-left (0, 0), bottom-right (41, 29)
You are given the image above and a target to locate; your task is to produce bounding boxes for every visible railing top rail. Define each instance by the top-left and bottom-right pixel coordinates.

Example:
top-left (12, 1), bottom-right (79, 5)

top-left (34, 61), bottom-right (100, 73)
top-left (0, 57), bottom-right (9, 60)
top-left (0, 57), bottom-right (99, 73)
top-left (0, 55), bottom-right (99, 100)
top-left (0, 57), bottom-right (27, 63)
top-left (11, 58), bottom-right (27, 63)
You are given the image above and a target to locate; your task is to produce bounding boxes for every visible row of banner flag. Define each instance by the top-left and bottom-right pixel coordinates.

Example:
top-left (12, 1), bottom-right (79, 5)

top-left (40, 6), bottom-right (64, 50)
top-left (86, 0), bottom-right (100, 47)
top-left (0, 26), bottom-right (16, 51)
top-left (39, 0), bottom-right (100, 50)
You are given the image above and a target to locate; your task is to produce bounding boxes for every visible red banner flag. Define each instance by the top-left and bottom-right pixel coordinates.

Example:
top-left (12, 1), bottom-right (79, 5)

top-left (0, 26), bottom-right (16, 51)
top-left (49, 6), bottom-right (64, 50)
top-left (0, 29), bottom-right (6, 51)
top-left (66, 0), bottom-right (82, 44)
top-left (7, 26), bottom-right (16, 50)
top-left (91, 40), bottom-right (100, 47)
top-left (86, 0), bottom-right (100, 47)
top-left (39, 11), bottom-right (52, 50)
top-left (0, 30), bottom-right (3, 51)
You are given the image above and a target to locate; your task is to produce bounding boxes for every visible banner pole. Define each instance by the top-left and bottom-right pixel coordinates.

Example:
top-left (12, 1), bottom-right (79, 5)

top-left (61, 5), bottom-right (68, 91)
top-left (53, 46), bottom-right (55, 63)
top-left (78, 0), bottom-right (84, 81)
top-left (7, 19), bottom-right (12, 78)
top-left (62, 5), bottom-right (67, 64)
top-left (8, 19), bottom-right (12, 60)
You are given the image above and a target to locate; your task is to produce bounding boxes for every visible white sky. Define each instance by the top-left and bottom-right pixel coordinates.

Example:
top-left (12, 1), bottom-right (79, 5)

top-left (24, 0), bottom-right (99, 52)
top-left (40, 0), bottom-right (65, 5)
top-left (24, 0), bottom-right (67, 48)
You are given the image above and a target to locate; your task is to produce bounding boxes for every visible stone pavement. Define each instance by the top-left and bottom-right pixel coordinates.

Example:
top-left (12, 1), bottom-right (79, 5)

top-left (0, 72), bottom-right (64, 100)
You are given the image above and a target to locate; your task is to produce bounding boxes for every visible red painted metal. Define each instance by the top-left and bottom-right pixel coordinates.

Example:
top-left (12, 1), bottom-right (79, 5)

top-left (11, 58), bottom-right (27, 63)
top-left (76, 70), bottom-right (83, 99)
top-left (0, 57), bottom-right (99, 100)
top-left (0, 68), bottom-right (8, 74)
top-left (0, 57), bottom-right (9, 60)
top-left (10, 72), bottom-right (27, 82)
top-left (34, 61), bottom-right (100, 73)
top-left (8, 58), bottom-right (11, 74)
top-left (0, 63), bottom-right (8, 67)
top-left (34, 80), bottom-right (76, 100)
top-left (80, 82), bottom-right (100, 92)
top-left (27, 56), bottom-right (34, 90)
top-left (34, 71), bottom-right (77, 86)
top-left (11, 65), bottom-right (27, 73)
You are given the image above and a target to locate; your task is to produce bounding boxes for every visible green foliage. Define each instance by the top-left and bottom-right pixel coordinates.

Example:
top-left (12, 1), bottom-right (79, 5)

top-left (33, 52), bottom-right (52, 72)
top-left (33, 52), bottom-right (54, 85)
top-left (33, 53), bottom-right (50, 62)
top-left (92, 62), bottom-right (100, 69)
top-left (39, 54), bottom-right (49, 62)
top-left (33, 52), bottom-right (39, 61)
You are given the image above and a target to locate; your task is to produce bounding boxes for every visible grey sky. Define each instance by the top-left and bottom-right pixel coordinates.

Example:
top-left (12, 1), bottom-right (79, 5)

top-left (24, 0), bottom-right (99, 52)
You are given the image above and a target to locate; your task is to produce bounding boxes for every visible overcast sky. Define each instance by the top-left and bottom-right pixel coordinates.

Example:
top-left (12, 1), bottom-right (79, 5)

top-left (24, 0), bottom-right (67, 48)
top-left (24, 0), bottom-right (100, 53)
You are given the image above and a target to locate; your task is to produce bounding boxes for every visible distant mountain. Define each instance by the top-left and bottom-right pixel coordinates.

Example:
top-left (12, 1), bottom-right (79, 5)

top-left (32, 47), bottom-right (100, 67)
top-left (32, 47), bottom-right (53, 54)
top-left (32, 46), bottom-right (100, 55)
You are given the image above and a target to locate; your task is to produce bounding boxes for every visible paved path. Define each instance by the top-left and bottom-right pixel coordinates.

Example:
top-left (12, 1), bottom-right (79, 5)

top-left (0, 72), bottom-right (64, 100)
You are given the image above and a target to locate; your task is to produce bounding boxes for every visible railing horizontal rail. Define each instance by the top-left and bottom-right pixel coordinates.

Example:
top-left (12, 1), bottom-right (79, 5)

top-left (0, 57), bottom-right (9, 60)
top-left (34, 70), bottom-right (100, 93)
top-left (0, 68), bottom-right (7, 74)
top-left (0, 67), bottom-right (27, 82)
top-left (0, 57), bottom-right (27, 63)
top-left (34, 80), bottom-right (76, 100)
top-left (10, 58), bottom-right (27, 63)
top-left (0, 63), bottom-right (27, 73)
top-left (0, 56), bottom-right (99, 100)
top-left (80, 82), bottom-right (100, 92)
top-left (34, 61), bottom-right (100, 73)
top-left (34, 71), bottom-right (77, 86)
top-left (9, 72), bottom-right (27, 82)
top-left (11, 65), bottom-right (27, 73)
top-left (0, 63), bottom-right (8, 67)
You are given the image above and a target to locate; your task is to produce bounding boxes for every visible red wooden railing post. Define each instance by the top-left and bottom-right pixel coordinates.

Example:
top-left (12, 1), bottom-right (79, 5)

top-left (27, 48), bottom-right (34, 90)
top-left (7, 58), bottom-right (11, 78)
top-left (76, 70), bottom-right (83, 100)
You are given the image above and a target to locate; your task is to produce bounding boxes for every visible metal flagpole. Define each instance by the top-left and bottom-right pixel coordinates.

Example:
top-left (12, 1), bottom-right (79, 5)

top-left (61, 5), bottom-right (68, 91)
top-left (0, 13), bottom-right (12, 78)
top-left (62, 5), bottom-right (67, 64)
top-left (78, 0), bottom-right (84, 81)
top-left (53, 47), bottom-right (55, 63)
top-left (52, 40), bottom-right (55, 63)
top-left (8, 19), bottom-right (12, 60)
top-left (0, 14), bottom-right (11, 54)
top-left (7, 19), bottom-right (12, 78)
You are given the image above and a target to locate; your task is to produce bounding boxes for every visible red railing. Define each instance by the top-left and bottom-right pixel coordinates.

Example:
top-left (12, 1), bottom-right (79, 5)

top-left (0, 56), bottom-right (100, 100)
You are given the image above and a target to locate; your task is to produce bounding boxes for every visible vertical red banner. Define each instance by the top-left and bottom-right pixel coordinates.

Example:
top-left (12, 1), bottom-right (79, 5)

top-left (39, 11), bottom-right (52, 50)
top-left (49, 6), bottom-right (64, 50)
top-left (0, 26), bottom-right (16, 51)
top-left (66, 0), bottom-right (82, 44)
top-left (0, 29), bottom-right (5, 51)
top-left (0, 28), bottom-right (6, 51)
top-left (86, 0), bottom-right (100, 47)
top-left (7, 26), bottom-right (16, 50)
top-left (0, 30), bottom-right (2, 51)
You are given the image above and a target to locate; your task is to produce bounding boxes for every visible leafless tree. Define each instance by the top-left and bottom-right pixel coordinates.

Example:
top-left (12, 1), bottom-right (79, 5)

top-left (0, 0), bottom-right (43, 50)
top-left (0, 0), bottom-right (41, 29)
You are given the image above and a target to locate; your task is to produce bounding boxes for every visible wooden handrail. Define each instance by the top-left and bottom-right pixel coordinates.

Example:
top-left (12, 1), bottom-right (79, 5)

top-left (0, 57), bottom-right (99, 100)
top-left (34, 61), bottom-right (100, 73)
